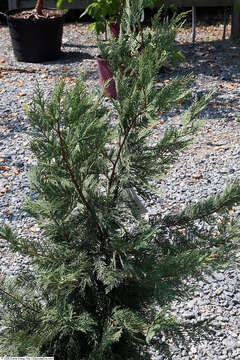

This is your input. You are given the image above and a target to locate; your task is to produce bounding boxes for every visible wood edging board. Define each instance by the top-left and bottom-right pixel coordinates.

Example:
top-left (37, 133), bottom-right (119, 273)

top-left (162, 0), bottom-right (233, 6)
top-left (8, 0), bottom-right (234, 10)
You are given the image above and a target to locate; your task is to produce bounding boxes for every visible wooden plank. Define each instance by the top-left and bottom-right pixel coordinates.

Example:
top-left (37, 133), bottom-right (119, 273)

top-left (231, 1), bottom-right (240, 39)
top-left (8, 0), bottom-right (18, 11)
top-left (222, 6), bottom-right (228, 40)
top-left (162, 0), bottom-right (232, 6)
top-left (192, 6), bottom-right (196, 43)
top-left (9, 0), bottom-right (234, 11)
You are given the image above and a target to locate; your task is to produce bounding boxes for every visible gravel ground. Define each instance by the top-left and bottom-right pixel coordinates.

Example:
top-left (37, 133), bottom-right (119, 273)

top-left (1, 19), bottom-right (240, 359)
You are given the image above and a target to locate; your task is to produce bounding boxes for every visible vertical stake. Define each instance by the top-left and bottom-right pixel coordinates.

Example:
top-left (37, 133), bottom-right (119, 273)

top-left (231, 1), bottom-right (240, 40)
top-left (192, 6), bottom-right (196, 45)
top-left (222, 7), bottom-right (227, 41)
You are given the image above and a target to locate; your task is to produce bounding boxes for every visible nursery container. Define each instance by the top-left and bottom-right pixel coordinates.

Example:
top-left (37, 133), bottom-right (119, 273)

top-left (6, 8), bottom-right (64, 63)
top-left (110, 22), bottom-right (120, 39)
top-left (96, 56), bottom-right (117, 99)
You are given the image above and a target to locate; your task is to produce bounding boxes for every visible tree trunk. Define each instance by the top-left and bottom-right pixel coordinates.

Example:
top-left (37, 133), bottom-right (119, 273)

top-left (35, 0), bottom-right (44, 15)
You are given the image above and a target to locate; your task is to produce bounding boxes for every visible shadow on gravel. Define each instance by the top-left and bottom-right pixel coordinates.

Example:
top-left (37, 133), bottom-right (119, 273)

top-left (40, 51), bottom-right (94, 66)
top-left (64, 43), bottom-right (97, 49)
top-left (60, 51), bottom-right (94, 62)
top-left (177, 39), bottom-right (240, 85)
top-left (166, 38), bottom-right (240, 122)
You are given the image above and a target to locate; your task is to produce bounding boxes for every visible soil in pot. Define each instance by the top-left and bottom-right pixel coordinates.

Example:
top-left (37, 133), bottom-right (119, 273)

top-left (7, 8), bottom-right (65, 63)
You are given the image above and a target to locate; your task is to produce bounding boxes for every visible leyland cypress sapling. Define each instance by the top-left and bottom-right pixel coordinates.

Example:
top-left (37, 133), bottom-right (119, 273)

top-left (1, 1), bottom-right (240, 359)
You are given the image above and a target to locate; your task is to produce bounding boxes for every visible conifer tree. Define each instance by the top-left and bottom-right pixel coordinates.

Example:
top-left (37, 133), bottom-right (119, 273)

top-left (1, 1), bottom-right (240, 359)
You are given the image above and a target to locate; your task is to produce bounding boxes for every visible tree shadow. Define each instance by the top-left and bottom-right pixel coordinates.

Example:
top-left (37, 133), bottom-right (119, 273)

top-left (63, 43), bottom-right (97, 49)
top-left (40, 51), bottom-right (95, 66)
top-left (175, 39), bottom-right (240, 85)
top-left (156, 38), bottom-right (240, 124)
top-left (60, 50), bottom-right (95, 62)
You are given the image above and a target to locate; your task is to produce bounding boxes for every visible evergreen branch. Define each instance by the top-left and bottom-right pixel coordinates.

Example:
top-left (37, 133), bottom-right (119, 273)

top-left (161, 181), bottom-right (240, 229)
top-left (57, 126), bottom-right (91, 211)
top-left (108, 315), bottom-right (150, 334)
top-left (108, 104), bottom-right (146, 192)
top-left (20, 248), bottom-right (61, 262)
top-left (56, 126), bottom-right (106, 249)
top-left (0, 287), bottom-right (40, 314)
top-left (0, 225), bottom-right (61, 263)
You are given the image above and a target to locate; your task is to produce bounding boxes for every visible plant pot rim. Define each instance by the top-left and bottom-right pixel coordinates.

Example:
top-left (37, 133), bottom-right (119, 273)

top-left (6, 8), bottom-right (65, 22)
top-left (96, 55), bottom-right (111, 66)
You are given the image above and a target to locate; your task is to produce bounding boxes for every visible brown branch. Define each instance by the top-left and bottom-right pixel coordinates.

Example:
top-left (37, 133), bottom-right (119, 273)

top-left (57, 128), bottom-right (93, 212)
top-left (0, 66), bottom-right (36, 73)
top-left (35, 0), bottom-right (44, 15)
top-left (0, 287), bottom-right (40, 314)
top-left (56, 127), bottom-right (105, 249)
top-left (161, 197), bottom-right (239, 230)
top-left (108, 316), bottom-right (150, 334)
top-left (21, 247), bottom-right (61, 262)
top-left (108, 105), bottom-right (146, 192)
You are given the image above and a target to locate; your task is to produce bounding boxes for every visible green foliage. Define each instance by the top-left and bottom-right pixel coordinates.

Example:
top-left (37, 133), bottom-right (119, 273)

top-left (236, 0), bottom-right (240, 10)
top-left (58, 0), bottom-right (158, 34)
top-left (85, 0), bottom-right (124, 34)
top-left (1, 1), bottom-right (240, 359)
top-left (56, 0), bottom-right (126, 34)
top-left (99, 1), bottom-right (186, 75)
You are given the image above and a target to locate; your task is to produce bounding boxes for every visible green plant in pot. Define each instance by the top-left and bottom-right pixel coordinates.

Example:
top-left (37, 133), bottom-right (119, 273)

top-left (96, 0), bottom-right (185, 98)
top-left (5, 0), bottom-right (65, 63)
top-left (83, 0), bottom-right (125, 38)
top-left (82, 0), bottom-right (158, 38)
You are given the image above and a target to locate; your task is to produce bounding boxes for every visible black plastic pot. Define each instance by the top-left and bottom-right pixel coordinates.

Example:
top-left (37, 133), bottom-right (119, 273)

top-left (6, 8), bottom-right (64, 63)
